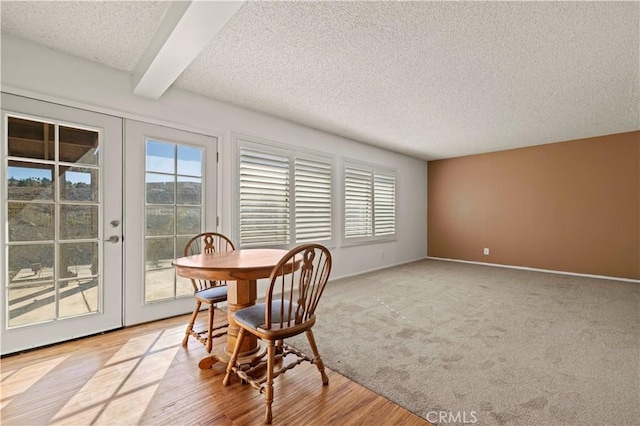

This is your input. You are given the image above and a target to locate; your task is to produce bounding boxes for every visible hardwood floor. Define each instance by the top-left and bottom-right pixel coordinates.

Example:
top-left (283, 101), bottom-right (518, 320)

top-left (1, 312), bottom-right (431, 425)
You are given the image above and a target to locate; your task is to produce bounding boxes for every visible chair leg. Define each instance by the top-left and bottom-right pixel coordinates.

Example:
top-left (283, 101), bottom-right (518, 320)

top-left (182, 301), bottom-right (201, 346)
top-left (206, 304), bottom-right (214, 352)
top-left (223, 328), bottom-right (246, 386)
top-left (306, 329), bottom-right (329, 385)
top-left (264, 340), bottom-right (276, 424)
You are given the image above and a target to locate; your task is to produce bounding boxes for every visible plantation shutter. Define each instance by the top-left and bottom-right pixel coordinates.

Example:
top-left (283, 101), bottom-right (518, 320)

top-left (344, 166), bottom-right (373, 238)
top-left (239, 148), bottom-right (290, 246)
top-left (374, 171), bottom-right (396, 236)
top-left (295, 158), bottom-right (332, 242)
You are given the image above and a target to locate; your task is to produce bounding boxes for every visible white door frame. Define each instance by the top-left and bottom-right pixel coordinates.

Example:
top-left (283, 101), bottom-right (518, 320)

top-left (123, 119), bottom-right (217, 325)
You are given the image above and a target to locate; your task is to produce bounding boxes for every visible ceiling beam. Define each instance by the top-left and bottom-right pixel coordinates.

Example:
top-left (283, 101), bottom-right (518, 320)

top-left (132, 0), bottom-right (245, 100)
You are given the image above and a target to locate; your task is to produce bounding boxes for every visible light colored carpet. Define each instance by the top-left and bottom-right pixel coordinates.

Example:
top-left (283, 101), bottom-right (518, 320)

top-left (290, 259), bottom-right (640, 425)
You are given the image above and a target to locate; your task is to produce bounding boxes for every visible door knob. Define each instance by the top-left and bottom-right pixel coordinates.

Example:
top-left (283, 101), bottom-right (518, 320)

top-left (106, 235), bottom-right (120, 243)
top-left (110, 220), bottom-right (120, 227)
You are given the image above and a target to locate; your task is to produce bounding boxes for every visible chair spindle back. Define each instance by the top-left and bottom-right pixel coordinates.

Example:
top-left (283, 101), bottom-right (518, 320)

top-left (183, 232), bottom-right (235, 292)
top-left (265, 244), bottom-right (331, 330)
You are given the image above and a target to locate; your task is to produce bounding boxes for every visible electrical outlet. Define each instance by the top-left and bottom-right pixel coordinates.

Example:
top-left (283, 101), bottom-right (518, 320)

top-left (483, 248), bottom-right (489, 255)
top-left (380, 251), bottom-right (385, 258)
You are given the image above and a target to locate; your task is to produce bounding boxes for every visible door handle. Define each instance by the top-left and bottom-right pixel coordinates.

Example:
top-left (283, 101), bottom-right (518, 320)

top-left (106, 235), bottom-right (120, 243)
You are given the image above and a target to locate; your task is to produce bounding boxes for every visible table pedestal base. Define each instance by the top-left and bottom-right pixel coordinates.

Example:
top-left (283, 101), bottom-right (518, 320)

top-left (198, 339), bottom-right (268, 370)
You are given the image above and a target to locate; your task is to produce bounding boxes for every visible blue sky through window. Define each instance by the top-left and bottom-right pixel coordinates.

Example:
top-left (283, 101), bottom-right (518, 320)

top-left (146, 140), bottom-right (175, 174)
top-left (8, 166), bottom-right (52, 181)
top-left (65, 171), bottom-right (91, 184)
top-left (146, 140), bottom-right (202, 176)
top-left (177, 146), bottom-right (202, 177)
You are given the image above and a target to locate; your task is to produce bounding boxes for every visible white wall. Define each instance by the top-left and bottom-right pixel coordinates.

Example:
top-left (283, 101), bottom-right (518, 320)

top-left (1, 35), bottom-right (427, 279)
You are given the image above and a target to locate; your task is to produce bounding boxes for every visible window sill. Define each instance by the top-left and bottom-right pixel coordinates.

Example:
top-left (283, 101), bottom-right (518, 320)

top-left (340, 236), bottom-right (397, 248)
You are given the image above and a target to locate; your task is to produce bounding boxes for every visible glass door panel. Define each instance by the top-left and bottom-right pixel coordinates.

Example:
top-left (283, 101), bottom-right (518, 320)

top-left (7, 118), bottom-right (55, 160)
top-left (5, 116), bottom-right (102, 328)
top-left (145, 142), bottom-right (204, 303)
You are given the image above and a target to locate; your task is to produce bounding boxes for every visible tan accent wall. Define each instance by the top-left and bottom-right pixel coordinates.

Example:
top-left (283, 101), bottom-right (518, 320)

top-left (427, 131), bottom-right (640, 280)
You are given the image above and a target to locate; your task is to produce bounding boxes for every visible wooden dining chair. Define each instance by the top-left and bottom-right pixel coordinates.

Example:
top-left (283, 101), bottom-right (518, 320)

top-left (223, 243), bottom-right (332, 424)
top-left (182, 232), bottom-right (235, 352)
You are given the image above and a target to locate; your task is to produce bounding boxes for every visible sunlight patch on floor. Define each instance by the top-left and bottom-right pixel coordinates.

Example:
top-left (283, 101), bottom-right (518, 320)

top-left (51, 329), bottom-right (181, 425)
top-left (0, 355), bottom-right (69, 409)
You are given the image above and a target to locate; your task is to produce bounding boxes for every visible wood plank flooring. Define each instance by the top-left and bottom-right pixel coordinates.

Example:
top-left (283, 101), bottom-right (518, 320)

top-left (1, 312), bottom-right (432, 425)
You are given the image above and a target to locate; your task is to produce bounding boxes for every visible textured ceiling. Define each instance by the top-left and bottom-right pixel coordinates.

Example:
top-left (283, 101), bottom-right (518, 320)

top-left (1, 1), bottom-right (170, 72)
top-left (2, 1), bottom-right (639, 160)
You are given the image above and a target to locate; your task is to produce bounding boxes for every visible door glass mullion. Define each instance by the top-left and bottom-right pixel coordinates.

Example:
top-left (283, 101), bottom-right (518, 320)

top-left (173, 146), bottom-right (178, 299)
top-left (53, 123), bottom-right (59, 320)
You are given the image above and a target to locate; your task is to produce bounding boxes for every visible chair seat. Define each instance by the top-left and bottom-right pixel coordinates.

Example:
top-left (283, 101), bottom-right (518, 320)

top-left (194, 286), bottom-right (228, 303)
top-left (234, 301), bottom-right (296, 330)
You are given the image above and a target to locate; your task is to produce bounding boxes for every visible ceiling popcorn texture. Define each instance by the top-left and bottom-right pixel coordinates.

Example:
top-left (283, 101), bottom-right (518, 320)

top-left (2, 1), bottom-right (638, 160)
top-left (1, 1), bottom-right (170, 72)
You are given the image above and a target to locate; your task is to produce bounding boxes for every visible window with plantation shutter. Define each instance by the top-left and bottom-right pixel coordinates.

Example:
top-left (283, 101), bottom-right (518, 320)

top-left (237, 138), bottom-right (334, 248)
top-left (239, 148), bottom-right (290, 247)
top-left (374, 171), bottom-right (396, 236)
top-left (344, 162), bottom-right (396, 243)
top-left (295, 157), bottom-right (332, 242)
top-left (344, 166), bottom-right (373, 238)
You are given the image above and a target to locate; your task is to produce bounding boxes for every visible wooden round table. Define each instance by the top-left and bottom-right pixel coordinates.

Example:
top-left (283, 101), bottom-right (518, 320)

top-left (173, 248), bottom-right (289, 369)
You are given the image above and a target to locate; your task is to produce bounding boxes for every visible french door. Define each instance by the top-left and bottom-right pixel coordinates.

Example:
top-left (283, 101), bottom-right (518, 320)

top-left (1, 93), bottom-right (123, 354)
top-left (123, 120), bottom-right (217, 325)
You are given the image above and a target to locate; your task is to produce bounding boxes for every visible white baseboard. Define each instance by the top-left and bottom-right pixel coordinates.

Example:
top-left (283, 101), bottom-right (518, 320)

top-left (331, 256), bottom-right (428, 281)
top-left (427, 256), bottom-right (640, 284)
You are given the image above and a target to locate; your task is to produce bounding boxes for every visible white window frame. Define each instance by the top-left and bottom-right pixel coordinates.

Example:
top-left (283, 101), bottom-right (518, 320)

top-left (235, 136), bottom-right (335, 249)
top-left (342, 159), bottom-right (397, 246)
